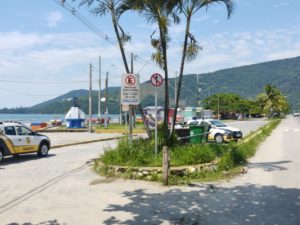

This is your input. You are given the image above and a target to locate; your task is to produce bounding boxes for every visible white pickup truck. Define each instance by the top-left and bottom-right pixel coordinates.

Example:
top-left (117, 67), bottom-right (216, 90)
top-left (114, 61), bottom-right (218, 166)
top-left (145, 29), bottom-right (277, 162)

top-left (0, 121), bottom-right (50, 163)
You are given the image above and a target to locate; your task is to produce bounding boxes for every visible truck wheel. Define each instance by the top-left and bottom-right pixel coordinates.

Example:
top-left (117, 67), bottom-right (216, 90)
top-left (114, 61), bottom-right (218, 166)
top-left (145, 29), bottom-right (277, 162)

top-left (0, 149), bottom-right (3, 163)
top-left (215, 134), bottom-right (224, 143)
top-left (38, 143), bottom-right (49, 157)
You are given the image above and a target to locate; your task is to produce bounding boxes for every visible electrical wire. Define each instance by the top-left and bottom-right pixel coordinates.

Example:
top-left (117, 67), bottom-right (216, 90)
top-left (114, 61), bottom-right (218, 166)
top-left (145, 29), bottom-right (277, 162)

top-left (52, 0), bottom-right (163, 77)
top-left (52, 0), bottom-right (117, 47)
top-left (0, 79), bottom-right (89, 84)
top-left (0, 88), bottom-right (58, 97)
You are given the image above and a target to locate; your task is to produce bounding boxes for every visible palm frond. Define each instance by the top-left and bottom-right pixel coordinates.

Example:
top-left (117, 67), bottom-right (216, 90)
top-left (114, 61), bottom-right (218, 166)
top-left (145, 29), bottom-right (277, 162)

top-left (118, 24), bottom-right (131, 44)
top-left (90, 4), bottom-right (109, 16)
top-left (186, 33), bottom-right (202, 61)
top-left (151, 52), bottom-right (164, 69)
top-left (200, 0), bottom-right (234, 18)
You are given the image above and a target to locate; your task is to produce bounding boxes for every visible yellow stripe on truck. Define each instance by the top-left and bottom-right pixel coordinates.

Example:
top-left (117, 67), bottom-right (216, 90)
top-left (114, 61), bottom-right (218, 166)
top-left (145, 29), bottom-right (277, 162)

top-left (14, 145), bottom-right (39, 153)
top-left (1, 136), bottom-right (17, 154)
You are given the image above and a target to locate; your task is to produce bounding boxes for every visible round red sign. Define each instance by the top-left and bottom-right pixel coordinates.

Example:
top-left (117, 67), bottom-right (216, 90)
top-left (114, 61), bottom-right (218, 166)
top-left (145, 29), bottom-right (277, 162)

top-left (125, 75), bottom-right (136, 86)
top-left (150, 73), bottom-right (163, 87)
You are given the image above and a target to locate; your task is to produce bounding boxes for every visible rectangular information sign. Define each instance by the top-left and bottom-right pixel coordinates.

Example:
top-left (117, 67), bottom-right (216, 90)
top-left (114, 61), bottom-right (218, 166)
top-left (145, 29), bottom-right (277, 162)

top-left (121, 73), bottom-right (140, 105)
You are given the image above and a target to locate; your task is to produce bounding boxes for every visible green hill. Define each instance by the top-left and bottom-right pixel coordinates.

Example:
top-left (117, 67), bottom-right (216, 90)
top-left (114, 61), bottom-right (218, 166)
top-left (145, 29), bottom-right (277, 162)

top-left (1, 56), bottom-right (300, 114)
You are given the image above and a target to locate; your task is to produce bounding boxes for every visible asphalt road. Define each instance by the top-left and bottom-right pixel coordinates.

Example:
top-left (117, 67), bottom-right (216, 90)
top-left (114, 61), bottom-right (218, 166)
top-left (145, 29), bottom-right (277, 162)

top-left (225, 118), bottom-right (268, 137)
top-left (1, 118), bottom-right (298, 225)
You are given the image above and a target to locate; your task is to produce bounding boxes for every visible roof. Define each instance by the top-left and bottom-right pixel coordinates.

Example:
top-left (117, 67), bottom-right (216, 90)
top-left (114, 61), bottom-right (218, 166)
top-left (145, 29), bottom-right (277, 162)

top-left (0, 121), bottom-right (28, 133)
top-left (0, 121), bottom-right (25, 126)
top-left (65, 107), bottom-right (86, 119)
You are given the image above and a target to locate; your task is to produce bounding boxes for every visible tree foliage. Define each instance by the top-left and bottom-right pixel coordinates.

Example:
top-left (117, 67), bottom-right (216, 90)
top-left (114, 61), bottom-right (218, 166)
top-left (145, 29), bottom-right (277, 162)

top-left (256, 84), bottom-right (290, 117)
top-left (203, 85), bottom-right (290, 118)
top-left (171, 0), bottom-right (234, 133)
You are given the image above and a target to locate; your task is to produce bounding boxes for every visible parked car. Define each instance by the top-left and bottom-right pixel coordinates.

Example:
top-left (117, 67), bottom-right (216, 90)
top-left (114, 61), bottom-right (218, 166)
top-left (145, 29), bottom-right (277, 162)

top-left (0, 121), bottom-right (51, 163)
top-left (293, 112), bottom-right (300, 117)
top-left (187, 119), bottom-right (243, 143)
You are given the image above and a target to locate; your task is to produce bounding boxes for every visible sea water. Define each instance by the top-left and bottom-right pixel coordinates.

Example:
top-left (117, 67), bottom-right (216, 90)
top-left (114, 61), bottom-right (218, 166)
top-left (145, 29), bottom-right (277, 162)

top-left (0, 114), bottom-right (121, 124)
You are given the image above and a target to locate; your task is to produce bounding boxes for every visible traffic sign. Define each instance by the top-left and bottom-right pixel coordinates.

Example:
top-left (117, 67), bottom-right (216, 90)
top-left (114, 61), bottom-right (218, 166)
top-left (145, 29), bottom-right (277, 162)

top-left (125, 75), bottom-right (136, 86)
top-left (121, 73), bottom-right (140, 105)
top-left (150, 73), bottom-right (163, 87)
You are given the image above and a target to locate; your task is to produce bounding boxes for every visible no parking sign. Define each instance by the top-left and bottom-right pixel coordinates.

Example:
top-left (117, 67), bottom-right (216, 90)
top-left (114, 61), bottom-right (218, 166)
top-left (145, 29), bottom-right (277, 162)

top-left (121, 73), bottom-right (140, 105)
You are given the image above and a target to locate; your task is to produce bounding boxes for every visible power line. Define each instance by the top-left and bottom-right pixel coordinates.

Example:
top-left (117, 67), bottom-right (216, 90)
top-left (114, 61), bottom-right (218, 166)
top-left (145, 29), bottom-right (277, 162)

top-left (0, 88), bottom-right (58, 97)
top-left (52, 0), bottom-right (179, 83)
top-left (52, 0), bottom-right (161, 76)
top-left (0, 79), bottom-right (89, 84)
top-left (52, 0), bottom-right (117, 46)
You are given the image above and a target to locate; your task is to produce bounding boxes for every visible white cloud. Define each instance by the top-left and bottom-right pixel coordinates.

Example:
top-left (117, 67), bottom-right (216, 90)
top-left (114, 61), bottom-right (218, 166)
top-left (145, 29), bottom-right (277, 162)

top-left (1, 25), bottom-right (300, 107)
top-left (47, 11), bottom-right (63, 28)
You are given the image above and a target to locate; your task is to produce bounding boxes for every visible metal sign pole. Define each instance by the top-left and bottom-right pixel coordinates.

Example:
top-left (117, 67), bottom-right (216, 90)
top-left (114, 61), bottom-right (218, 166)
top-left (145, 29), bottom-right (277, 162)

top-left (155, 86), bottom-right (158, 158)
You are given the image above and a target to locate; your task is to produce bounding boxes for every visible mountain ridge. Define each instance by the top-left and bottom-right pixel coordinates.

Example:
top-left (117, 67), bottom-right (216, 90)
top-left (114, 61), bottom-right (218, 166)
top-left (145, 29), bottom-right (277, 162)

top-left (1, 56), bottom-right (300, 114)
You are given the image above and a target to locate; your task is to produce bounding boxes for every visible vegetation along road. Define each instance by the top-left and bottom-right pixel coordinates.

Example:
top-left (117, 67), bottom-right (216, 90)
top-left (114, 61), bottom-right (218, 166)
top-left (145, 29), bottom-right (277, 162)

top-left (1, 118), bottom-right (299, 225)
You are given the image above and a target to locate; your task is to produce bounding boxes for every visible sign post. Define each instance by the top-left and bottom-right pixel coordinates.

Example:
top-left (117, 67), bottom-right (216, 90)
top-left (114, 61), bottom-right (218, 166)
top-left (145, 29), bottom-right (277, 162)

top-left (150, 73), bottom-right (163, 158)
top-left (121, 74), bottom-right (140, 143)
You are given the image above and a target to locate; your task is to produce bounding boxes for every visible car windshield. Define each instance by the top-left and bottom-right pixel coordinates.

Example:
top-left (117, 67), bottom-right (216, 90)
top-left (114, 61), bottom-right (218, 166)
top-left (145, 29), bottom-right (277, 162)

top-left (210, 120), bottom-right (227, 127)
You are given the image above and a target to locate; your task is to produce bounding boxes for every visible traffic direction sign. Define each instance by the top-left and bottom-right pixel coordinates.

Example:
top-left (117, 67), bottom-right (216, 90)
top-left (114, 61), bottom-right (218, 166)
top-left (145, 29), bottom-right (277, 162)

top-left (150, 73), bottom-right (163, 87)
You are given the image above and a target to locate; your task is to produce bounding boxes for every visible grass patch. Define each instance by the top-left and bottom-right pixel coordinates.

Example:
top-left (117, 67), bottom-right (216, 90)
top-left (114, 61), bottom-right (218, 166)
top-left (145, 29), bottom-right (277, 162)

top-left (94, 123), bottom-right (145, 133)
top-left (101, 137), bottom-right (229, 167)
top-left (95, 119), bottom-right (281, 184)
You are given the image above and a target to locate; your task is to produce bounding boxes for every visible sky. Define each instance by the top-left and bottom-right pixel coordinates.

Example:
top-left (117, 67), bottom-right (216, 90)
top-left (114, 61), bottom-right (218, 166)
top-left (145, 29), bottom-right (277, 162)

top-left (0, 0), bottom-right (300, 108)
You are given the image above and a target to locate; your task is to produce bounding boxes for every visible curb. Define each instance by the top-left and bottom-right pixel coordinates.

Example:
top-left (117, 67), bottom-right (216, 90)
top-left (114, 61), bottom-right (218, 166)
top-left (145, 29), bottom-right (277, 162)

top-left (51, 136), bottom-right (124, 149)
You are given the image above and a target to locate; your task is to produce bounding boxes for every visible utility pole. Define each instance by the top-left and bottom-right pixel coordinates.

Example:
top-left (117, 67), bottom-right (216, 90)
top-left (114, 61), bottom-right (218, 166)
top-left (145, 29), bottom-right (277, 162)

top-left (197, 74), bottom-right (199, 106)
top-left (98, 56), bottom-right (101, 120)
top-left (104, 71), bottom-right (108, 128)
top-left (129, 53), bottom-right (134, 142)
top-left (89, 63), bottom-right (93, 133)
top-left (218, 94), bottom-right (220, 120)
top-left (131, 53), bottom-right (136, 128)
top-left (174, 71), bottom-right (177, 107)
top-left (131, 53), bottom-right (134, 74)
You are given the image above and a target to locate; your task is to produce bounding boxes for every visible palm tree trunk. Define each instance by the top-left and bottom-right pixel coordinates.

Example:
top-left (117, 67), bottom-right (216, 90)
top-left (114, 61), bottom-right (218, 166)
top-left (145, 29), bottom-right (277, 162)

top-left (158, 24), bottom-right (170, 142)
top-left (111, 10), bottom-right (130, 73)
top-left (111, 10), bottom-right (152, 138)
top-left (171, 15), bottom-right (191, 135)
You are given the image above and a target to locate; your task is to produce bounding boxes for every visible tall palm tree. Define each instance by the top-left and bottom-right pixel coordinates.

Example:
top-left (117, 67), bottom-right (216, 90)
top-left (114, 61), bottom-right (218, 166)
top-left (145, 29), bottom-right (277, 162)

top-left (76, 0), bottom-right (130, 72)
top-left (121, 0), bottom-right (180, 142)
top-left (72, 0), bottom-right (152, 137)
top-left (171, 0), bottom-right (234, 133)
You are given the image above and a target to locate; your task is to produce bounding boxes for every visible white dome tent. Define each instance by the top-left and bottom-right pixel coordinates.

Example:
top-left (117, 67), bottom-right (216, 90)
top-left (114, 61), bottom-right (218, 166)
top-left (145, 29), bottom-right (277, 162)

top-left (65, 98), bottom-right (86, 128)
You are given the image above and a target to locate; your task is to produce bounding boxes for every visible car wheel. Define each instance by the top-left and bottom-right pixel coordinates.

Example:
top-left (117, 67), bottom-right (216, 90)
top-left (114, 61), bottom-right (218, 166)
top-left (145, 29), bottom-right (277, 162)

top-left (38, 143), bottom-right (49, 157)
top-left (0, 149), bottom-right (3, 163)
top-left (215, 134), bottom-right (224, 143)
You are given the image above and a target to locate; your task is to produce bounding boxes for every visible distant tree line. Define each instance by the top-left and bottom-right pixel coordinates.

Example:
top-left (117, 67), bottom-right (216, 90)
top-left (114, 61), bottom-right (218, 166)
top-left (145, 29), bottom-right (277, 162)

top-left (203, 84), bottom-right (290, 119)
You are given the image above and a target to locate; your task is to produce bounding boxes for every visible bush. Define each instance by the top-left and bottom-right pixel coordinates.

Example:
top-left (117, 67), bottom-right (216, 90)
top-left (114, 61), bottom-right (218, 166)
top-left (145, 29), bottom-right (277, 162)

top-left (171, 144), bottom-right (216, 166)
top-left (101, 137), bottom-right (161, 167)
top-left (218, 146), bottom-right (246, 170)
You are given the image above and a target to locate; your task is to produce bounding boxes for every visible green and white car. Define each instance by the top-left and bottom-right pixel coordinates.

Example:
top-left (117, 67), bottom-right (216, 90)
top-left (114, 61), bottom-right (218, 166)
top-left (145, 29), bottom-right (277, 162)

top-left (188, 119), bottom-right (243, 143)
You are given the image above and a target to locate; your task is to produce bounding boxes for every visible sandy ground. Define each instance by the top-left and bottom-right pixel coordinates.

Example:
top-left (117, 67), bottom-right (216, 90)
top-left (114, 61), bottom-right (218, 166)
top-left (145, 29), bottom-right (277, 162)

top-left (1, 118), bottom-right (298, 225)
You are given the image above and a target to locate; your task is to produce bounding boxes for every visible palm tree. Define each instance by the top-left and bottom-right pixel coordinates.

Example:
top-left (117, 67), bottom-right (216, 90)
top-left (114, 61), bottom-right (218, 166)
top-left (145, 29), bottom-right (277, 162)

top-left (121, 0), bottom-right (180, 143)
top-left (75, 0), bottom-right (130, 72)
top-left (257, 84), bottom-right (289, 117)
top-left (171, 0), bottom-right (234, 133)
top-left (72, 0), bottom-right (152, 137)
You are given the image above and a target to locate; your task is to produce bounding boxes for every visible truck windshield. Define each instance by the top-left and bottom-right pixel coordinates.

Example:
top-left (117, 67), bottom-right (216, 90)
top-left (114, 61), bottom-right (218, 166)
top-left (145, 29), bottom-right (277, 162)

top-left (210, 120), bottom-right (227, 127)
